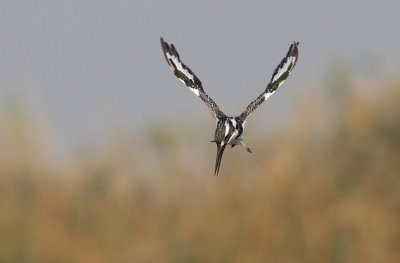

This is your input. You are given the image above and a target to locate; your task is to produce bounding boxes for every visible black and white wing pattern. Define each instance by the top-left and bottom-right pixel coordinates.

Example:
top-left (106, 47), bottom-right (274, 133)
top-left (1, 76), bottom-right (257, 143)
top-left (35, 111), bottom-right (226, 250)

top-left (161, 37), bottom-right (224, 120)
top-left (239, 41), bottom-right (299, 121)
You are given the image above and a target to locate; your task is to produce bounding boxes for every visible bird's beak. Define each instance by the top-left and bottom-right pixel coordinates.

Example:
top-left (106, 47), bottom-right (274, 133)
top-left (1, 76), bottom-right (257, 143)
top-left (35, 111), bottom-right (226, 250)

top-left (214, 143), bottom-right (227, 176)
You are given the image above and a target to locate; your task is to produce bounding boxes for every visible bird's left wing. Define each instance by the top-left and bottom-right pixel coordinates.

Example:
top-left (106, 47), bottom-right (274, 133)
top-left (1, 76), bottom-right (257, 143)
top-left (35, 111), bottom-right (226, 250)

top-left (161, 37), bottom-right (224, 120)
top-left (239, 41), bottom-right (299, 121)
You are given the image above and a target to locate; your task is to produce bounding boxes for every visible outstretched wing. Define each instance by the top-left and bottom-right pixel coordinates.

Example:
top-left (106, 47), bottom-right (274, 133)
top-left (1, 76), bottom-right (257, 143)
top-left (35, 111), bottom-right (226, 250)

top-left (160, 37), bottom-right (224, 120)
top-left (239, 41), bottom-right (299, 121)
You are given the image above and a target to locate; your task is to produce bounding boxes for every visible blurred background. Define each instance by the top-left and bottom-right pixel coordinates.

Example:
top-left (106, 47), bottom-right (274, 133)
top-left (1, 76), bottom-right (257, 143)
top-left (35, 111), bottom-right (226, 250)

top-left (1, 1), bottom-right (400, 262)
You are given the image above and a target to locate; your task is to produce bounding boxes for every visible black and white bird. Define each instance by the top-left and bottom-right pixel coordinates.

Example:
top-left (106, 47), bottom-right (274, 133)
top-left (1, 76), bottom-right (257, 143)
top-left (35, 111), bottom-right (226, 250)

top-left (160, 37), bottom-right (299, 175)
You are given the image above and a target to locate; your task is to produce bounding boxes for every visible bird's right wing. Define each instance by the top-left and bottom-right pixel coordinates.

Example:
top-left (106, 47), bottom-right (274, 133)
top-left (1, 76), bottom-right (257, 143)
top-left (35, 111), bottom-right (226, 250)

top-left (239, 41), bottom-right (299, 121)
top-left (161, 37), bottom-right (224, 120)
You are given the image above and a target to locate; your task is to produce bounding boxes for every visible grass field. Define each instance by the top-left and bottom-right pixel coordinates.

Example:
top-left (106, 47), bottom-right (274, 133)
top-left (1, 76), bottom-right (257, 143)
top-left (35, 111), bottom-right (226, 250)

top-left (1, 72), bottom-right (400, 262)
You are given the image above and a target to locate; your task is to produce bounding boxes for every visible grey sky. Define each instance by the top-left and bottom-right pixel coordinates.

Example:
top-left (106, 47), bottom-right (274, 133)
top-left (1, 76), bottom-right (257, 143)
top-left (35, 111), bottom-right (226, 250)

top-left (1, 1), bottom-right (399, 155)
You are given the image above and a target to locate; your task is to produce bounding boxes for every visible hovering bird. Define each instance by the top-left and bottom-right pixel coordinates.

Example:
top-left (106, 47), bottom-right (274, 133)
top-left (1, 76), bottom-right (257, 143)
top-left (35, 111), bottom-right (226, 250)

top-left (160, 37), bottom-right (299, 175)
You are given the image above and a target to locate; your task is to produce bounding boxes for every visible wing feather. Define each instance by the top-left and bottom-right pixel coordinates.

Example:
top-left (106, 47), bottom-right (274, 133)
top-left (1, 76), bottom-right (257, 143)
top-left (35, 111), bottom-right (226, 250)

top-left (160, 37), bottom-right (224, 120)
top-left (240, 41), bottom-right (299, 120)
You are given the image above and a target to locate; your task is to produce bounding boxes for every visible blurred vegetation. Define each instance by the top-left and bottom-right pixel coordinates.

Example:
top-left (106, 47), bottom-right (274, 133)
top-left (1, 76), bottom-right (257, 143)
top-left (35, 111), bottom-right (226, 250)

top-left (1, 69), bottom-right (400, 263)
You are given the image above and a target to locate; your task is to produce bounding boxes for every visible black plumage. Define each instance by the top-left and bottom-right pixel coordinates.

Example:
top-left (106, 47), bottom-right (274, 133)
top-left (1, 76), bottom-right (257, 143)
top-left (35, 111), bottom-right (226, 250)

top-left (160, 37), bottom-right (299, 175)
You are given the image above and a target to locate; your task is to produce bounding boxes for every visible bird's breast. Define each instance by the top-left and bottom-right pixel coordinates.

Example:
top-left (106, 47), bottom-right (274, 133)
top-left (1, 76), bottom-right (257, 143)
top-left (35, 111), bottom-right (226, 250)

top-left (228, 129), bottom-right (243, 145)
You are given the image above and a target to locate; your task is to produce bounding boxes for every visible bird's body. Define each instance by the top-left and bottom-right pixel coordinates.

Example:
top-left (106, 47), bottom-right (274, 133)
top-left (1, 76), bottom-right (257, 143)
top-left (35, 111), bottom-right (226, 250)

top-left (213, 116), bottom-right (250, 175)
top-left (160, 37), bottom-right (299, 175)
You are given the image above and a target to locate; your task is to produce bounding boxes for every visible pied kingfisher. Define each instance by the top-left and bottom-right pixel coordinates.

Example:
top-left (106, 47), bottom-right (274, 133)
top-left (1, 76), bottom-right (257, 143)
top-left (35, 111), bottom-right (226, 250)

top-left (161, 37), bottom-right (299, 175)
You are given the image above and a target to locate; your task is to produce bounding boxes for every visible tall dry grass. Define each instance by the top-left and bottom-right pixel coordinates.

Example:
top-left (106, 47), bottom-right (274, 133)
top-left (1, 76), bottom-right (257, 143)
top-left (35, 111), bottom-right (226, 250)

top-left (1, 71), bottom-right (400, 262)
